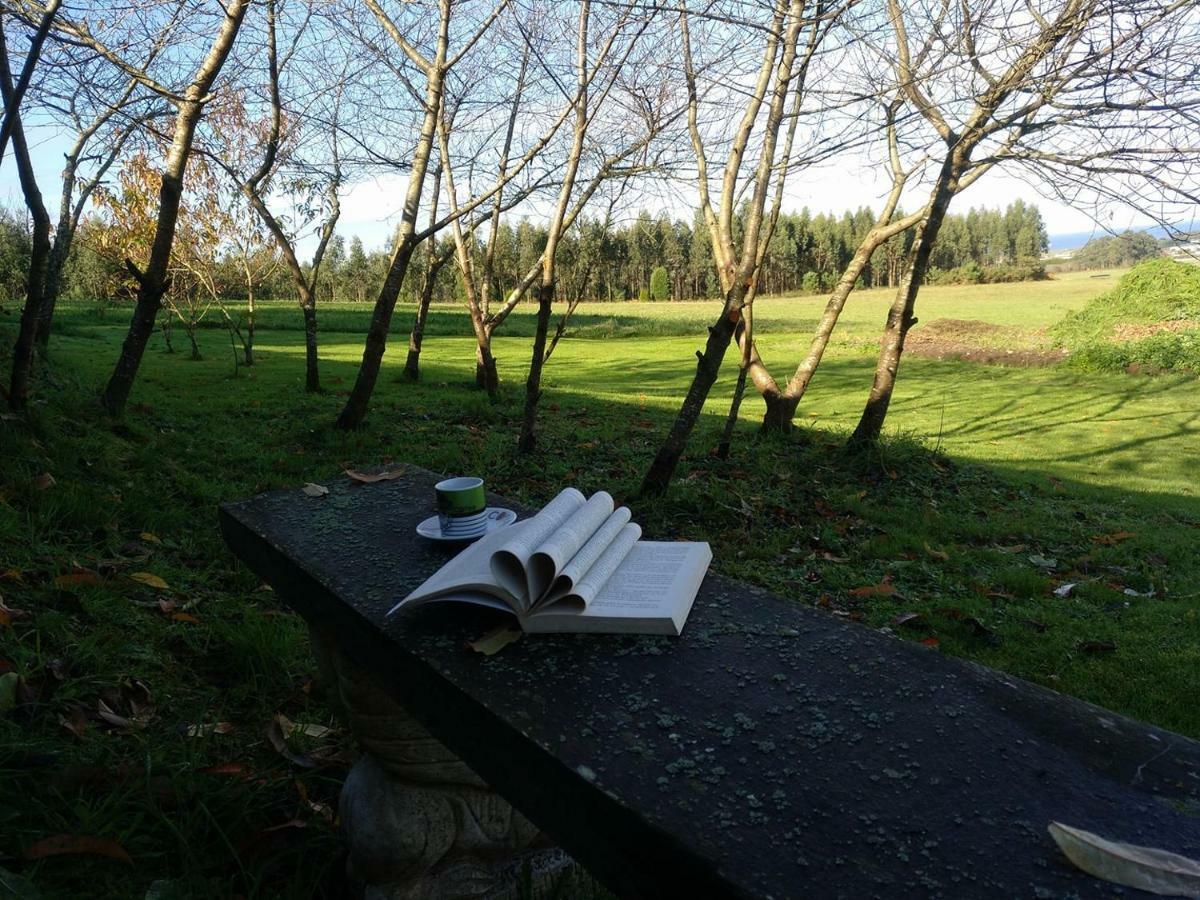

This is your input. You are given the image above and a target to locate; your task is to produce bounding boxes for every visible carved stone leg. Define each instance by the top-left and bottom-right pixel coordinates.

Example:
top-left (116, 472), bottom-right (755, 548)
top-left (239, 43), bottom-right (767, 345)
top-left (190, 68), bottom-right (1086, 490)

top-left (309, 626), bottom-right (583, 899)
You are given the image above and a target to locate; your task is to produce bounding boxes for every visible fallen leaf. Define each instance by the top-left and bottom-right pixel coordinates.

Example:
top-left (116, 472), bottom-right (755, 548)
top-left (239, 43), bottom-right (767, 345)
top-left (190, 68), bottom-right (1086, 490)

top-left (819, 551), bottom-right (849, 563)
top-left (96, 698), bottom-right (137, 730)
top-left (266, 714), bottom-right (317, 768)
top-left (996, 544), bottom-right (1028, 554)
top-left (170, 612), bottom-right (200, 624)
top-left (1078, 640), bottom-right (1117, 653)
top-left (181, 722), bottom-right (234, 738)
top-left (0, 599), bottom-right (29, 626)
top-left (129, 572), bottom-right (169, 590)
top-left (53, 569), bottom-right (103, 589)
top-left (891, 612), bottom-right (926, 629)
top-left (468, 625), bottom-right (523, 656)
top-left (1054, 582), bottom-right (1078, 598)
top-left (302, 483), bottom-right (329, 497)
top-left (1049, 821), bottom-right (1200, 897)
top-left (1, 568), bottom-right (23, 582)
top-left (849, 576), bottom-right (896, 598)
top-left (59, 706), bottom-right (90, 739)
top-left (1123, 587), bottom-right (1156, 598)
top-left (157, 598), bottom-right (176, 614)
top-left (139, 532), bottom-right (161, 544)
top-left (919, 636), bottom-right (940, 648)
top-left (32, 472), bottom-right (56, 491)
top-left (24, 834), bottom-right (131, 865)
top-left (1028, 554), bottom-right (1057, 569)
top-left (344, 467), bottom-right (407, 484)
top-left (923, 542), bottom-right (949, 561)
top-left (1091, 530), bottom-right (1136, 546)
top-left (198, 761), bottom-right (252, 777)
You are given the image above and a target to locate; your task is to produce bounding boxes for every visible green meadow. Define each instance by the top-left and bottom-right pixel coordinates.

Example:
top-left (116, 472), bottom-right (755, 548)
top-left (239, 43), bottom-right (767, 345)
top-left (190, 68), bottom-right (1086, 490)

top-left (3, 267), bottom-right (1199, 897)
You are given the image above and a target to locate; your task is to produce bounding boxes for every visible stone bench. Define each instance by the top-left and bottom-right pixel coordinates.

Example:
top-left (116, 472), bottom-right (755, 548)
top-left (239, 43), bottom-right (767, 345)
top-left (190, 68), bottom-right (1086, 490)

top-left (219, 465), bottom-right (1200, 899)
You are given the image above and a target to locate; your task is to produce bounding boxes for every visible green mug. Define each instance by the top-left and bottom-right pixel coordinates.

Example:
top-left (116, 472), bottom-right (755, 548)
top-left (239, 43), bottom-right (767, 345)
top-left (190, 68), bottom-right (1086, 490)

top-left (435, 476), bottom-right (486, 534)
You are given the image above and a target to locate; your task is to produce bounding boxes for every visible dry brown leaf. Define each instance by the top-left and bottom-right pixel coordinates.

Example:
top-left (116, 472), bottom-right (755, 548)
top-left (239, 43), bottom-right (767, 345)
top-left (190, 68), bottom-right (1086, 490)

top-left (53, 570), bottom-right (103, 589)
top-left (1091, 530), bottom-right (1136, 545)
top-left (266, 714), bottom-right (317, 768)
top-left (129, 571), bottom-right (169, 590)
top-left (850, 576), bottom-right (897, 598)
top-left (32, 472), bottom-right (56, 491)
top-left (302, 482), bottom-right (329, 497)
top-left (1049, 821), bottom-right (1200, 897)
top-left (1, 568), bottom-right (23, 582)
top-left (139, 532), bottom-right (162, 544)
top-left (24, 833), bottom-right (132, 865)
top-left (344, 466), bottom-right (407, 484)
top-left (0, 599), bottom-right (30, 626)
top-left (171, 612), bottom-right (200, 624)
top-left (182, 722), bottom-right (234, 738)
top-left (198, 761), bottom-right (253, 778)
top-left (469, 625), bottom-right (523, 656)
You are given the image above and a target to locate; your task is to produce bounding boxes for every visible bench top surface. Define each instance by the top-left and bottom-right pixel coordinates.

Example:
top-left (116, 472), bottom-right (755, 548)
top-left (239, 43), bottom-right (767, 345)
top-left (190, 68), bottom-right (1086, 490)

top-left (220, 466), bottom-right (1200, 900)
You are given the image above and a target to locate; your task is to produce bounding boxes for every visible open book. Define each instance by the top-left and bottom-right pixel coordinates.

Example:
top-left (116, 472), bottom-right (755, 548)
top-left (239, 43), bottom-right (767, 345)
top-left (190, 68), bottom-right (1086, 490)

top-left (389, 488), bottom-right (711, 635)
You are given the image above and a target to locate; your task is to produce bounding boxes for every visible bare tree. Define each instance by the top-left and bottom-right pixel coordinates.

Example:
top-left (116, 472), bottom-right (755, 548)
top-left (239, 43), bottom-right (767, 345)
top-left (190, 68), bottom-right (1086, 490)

top-left (335, 0), bottom-right (514, 429)
top-left (640, 0), bottom-right (820, 494)
top-left (0, 0), bottom-right (59, 162)
top-left (848, 0), bottom-right (1199, 447)
top-left (210, 0), bottom-right (345, 392)
top-left (38, 0), bottom-right (255, 415)
top-left (2, 10), bottom-right (53, 409)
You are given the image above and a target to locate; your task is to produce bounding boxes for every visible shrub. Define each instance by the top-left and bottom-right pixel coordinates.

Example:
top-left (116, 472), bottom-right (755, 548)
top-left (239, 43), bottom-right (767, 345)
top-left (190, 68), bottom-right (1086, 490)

top-left (649, 266), bottom-right (670, 301)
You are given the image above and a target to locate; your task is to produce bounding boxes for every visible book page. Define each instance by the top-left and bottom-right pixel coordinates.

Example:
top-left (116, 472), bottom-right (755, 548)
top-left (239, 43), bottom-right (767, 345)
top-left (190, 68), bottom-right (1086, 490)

top-left (388, 522), bottom-right (525, 616)
top-left (490, 488), bottom-right (585, 608)
top-left (536, 505), bottom-right (632, 609)
top-left (568, 521), bottom-right (642, 605)
top-left (524, 541), bottom-right (712, 635)
top-left (527, 492), bottom-right (614, 602)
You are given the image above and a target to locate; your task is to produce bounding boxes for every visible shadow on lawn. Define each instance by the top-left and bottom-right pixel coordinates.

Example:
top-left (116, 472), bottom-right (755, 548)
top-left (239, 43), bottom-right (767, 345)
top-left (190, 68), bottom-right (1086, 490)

top-left (2, 321), bottom-right (1199, 899)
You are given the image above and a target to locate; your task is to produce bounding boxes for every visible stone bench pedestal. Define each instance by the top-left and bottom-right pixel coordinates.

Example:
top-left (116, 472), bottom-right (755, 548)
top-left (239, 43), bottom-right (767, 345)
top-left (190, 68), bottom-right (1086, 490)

top-left (311, 625), bottom-right (581, 899)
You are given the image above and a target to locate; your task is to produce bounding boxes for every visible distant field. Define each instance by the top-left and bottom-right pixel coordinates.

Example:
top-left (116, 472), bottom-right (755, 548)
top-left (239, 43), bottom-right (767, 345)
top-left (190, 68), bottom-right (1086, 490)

top-left (46, 267), bottom-right (1197, 510)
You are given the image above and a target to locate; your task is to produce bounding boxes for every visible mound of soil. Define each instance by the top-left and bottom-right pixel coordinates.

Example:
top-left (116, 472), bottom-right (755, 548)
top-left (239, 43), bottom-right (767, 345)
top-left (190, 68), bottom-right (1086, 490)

top-left (905, 318), bottom-right (1067, 367)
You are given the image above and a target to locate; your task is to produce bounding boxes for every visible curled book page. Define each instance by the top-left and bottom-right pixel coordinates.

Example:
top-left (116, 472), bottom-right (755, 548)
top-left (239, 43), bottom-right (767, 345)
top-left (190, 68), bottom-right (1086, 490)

top-left (527, 492), bottom-right (614, 601)
top-left (571, 522), bottom-right (642, 605)
top-left (538, 506), bottom-right (633, 609)
top-left (490, 487), bottom-right (585, 607)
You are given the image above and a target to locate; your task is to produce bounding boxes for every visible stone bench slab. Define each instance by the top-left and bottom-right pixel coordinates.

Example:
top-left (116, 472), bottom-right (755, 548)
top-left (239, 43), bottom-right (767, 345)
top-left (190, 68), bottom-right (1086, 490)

top-left (220, 466), bottom-right (1200, 899)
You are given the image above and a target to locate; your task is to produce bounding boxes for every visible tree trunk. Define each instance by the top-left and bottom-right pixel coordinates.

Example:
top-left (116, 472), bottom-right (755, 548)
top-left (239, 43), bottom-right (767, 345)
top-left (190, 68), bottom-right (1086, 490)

top-left (244, 291), bottom-right (255, 366)
top-left (300, 288), bottom-right (320, 392)
top-left (101, 0), bottom-right (248, 416)
top-left (848, 172), bottom-right (957, 448)
top-left (640, 302), bottom-right (740, 495)
top-left (405, 252), bottom-right (446, 381)
top-left (336, 237), bottom-right (418, 428)
top-left (2, 29), bottom-right (52, 411)
top-left (34, 227), bottom-right (69, 351)
top-left (475, 338), bottom-right (499, 397)
top-left (516, 281), bottom-right (554, 453)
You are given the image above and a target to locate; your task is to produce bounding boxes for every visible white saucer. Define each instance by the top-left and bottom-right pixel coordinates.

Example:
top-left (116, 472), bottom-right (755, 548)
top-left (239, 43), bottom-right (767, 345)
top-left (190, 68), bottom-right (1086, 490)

top-left (416, 507), bottom-right (518, 542)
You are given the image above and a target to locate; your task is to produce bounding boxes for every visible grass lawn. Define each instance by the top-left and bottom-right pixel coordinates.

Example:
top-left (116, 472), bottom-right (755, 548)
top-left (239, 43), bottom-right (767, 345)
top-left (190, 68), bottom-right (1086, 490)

top-left (3, 268), bottom-right (1198, 897)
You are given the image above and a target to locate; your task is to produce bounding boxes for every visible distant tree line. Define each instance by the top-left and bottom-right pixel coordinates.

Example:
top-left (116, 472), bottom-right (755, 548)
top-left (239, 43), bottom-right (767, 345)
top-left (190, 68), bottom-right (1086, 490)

top-left (1055, 230), bottom-right (1162, 271)
top-left (6, 199), bottom-right (1050, 310)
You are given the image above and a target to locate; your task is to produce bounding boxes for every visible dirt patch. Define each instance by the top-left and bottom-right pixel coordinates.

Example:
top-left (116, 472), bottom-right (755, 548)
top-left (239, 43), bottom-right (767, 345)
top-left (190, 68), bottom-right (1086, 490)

top-left (1111, 320), bottom-right (1200, 341)
top-left (905, 318), bottom-right (1067, 367)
